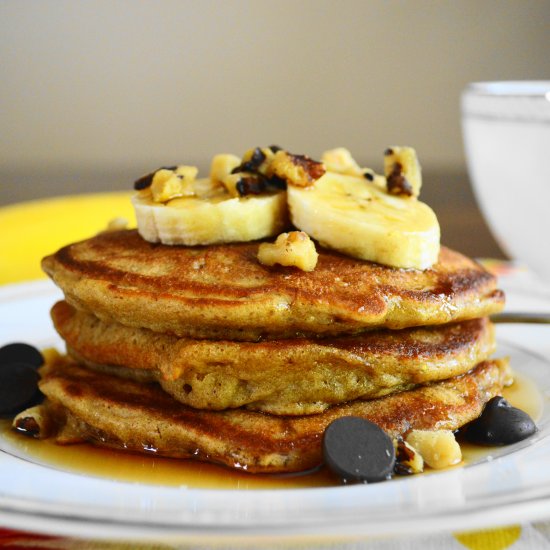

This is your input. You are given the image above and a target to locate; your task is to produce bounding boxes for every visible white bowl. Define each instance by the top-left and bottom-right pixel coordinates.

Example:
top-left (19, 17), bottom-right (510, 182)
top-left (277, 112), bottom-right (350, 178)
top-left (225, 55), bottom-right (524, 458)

top-left (462, 81), bottom-right (550, 281)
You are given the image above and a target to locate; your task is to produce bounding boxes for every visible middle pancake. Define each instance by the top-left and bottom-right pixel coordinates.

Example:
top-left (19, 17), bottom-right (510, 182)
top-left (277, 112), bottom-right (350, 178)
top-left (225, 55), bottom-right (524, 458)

top-left (52, 301), bottom-right (496, 415)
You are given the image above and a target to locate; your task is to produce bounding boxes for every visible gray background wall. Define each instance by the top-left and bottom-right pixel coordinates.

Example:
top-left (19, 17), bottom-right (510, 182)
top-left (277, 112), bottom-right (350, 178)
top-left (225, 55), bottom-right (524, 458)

top-left (1, 0), bottom-right (549, 206)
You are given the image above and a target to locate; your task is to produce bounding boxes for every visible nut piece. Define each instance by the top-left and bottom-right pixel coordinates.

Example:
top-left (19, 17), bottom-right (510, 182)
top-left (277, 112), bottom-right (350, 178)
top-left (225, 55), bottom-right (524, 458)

top-left (393, 437), bottom-right (424, 475)
top-left (151, 166), bottom-right (198, 203)
top-left (384, 146), bottom-right (422, 198)
top-left (270, 151), bottom-right (326, 187)
top-left (210, 154), bottom-right (242, 185)
top-left (257, 231), bottom-right (318, 272)
top-left (501, 358), bottom-right (514, 387)
top-left (105, 217), bottom-right (129, 232)
top-left (13, 405), bottom-right (54, 439)
top-left (405, 429), bottom-right (462, 469)
top-left (321, 147), bottom-right (367, 177)
top-left (234, 147), bottom-right (276, 176)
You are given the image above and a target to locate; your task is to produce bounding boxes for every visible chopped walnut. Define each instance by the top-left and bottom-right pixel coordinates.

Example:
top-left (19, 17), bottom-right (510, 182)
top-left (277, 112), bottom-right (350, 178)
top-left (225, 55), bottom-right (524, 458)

top-left (105, 217), bottom-right (129, 232)
top-left (133, 165), bottom-right (177, 191)
top-left (321, 147), bottom-right (359, 175)
top-left (502, 358), bottom-right (514, 387)
top-left (13, 405), bottom-right (55, 439)
top-left (98, 217), bottom-right (130, 235)
top-left (133, 166), bottom-right (198, 203)
top-left (134, 166), bottom-right (172, 191)
top-left (270, 150), bottom-right (326, 187)
top-left (210, 154), bottom-right (242, 186)
top-left (405, 429), bottom-right (462, 469)
top-left (222, 146), bottom-right (292, 196)
top-left (393, 437), bottom-right (424, 475)
top-left (257, 231), bottom-right (318, 272)
top-left (150, 166), bottom-right (198, 202)
top-left (384, 146), bottom-right (422, 198)
top-left (232, 147), bottom-right (274, 175)
top-left (386, 162), bottom-right (413, 196)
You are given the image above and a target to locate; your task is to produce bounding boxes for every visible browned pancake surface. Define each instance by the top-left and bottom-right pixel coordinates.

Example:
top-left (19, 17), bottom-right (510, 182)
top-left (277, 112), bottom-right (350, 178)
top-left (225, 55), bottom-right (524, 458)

top-left (42, 230), bottom-right (504, 340)
top-left (52, 301), bottom-right (497, 415)
top-left (37, 359), bottom-right (508, 473)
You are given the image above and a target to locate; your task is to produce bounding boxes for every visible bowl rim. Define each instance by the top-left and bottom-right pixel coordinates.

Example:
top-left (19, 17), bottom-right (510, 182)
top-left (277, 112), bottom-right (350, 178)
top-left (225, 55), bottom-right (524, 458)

top-left (464, 81), bottom-right (550, 98)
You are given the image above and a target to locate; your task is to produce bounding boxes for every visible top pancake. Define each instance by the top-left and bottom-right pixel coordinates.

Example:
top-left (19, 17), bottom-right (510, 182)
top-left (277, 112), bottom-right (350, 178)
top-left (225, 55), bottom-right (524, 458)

top-left (42, 229), bottom-right (504, 340)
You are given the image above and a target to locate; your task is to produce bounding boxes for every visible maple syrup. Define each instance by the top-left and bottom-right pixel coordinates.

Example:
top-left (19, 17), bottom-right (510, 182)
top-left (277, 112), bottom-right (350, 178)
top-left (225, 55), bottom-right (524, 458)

top-left (0, 372), bottom-right (543, 489)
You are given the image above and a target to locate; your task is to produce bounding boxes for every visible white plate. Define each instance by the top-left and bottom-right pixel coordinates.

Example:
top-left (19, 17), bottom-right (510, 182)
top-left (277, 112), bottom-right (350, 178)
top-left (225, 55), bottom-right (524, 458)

top-left (1, 280), bottom-right (550, 544)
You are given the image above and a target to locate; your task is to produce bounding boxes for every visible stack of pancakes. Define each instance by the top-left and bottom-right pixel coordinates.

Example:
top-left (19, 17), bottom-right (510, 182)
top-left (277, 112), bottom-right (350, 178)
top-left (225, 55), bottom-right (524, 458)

top-left (35, 229), bottom-right (506, 473)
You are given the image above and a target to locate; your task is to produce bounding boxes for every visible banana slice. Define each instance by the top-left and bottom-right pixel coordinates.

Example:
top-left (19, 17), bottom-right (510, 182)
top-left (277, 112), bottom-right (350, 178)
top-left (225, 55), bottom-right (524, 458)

top-left (287, 172), bottom-right (440, 270)
top-left (133, 178), bottom-right (288, 246)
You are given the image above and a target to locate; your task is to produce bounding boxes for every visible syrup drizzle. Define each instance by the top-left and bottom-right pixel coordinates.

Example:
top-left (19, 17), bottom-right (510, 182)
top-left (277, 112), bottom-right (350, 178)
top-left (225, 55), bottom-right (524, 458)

top-left (0, 373), bottom-right (542, 490)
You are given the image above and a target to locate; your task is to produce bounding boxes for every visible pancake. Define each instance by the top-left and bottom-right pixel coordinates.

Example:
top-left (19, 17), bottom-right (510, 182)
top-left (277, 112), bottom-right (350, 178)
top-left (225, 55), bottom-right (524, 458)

top-left (42, 230), bottom-right (504, 341)
top-left (30, 358), bottom-right (509, 473)
top-left (52, 301), bottom-right (497, 415)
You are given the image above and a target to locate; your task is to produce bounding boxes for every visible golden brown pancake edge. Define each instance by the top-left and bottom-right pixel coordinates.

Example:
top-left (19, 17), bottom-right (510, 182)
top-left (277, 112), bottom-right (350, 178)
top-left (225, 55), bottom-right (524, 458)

top-left (42, 229), bottom-right (505, 341)
top-left (52, 301), bottom-right (497, 415)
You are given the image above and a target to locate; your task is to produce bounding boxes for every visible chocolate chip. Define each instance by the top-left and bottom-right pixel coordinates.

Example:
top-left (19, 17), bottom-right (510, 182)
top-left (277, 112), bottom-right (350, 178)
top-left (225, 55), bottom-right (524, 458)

top-left (463, 396), bottom-right (537, 445)
top-left (384, 148), bottom-right (394, 156)
top-left (0, 362), bottom-right (42, 417)
top-left (236, 176), bottom-right (268, 196)
top-left (232, 148), bottom-right (267, 174)
top-left (134, 172), bottom-right (155, 190)
top-left (323, 416), bottom-right (395, 483)
top-left (268, 145), bottom-right (282, 153)
top-left (0, 343), bottom-right (43, 369)
top-left (266, 175), bottom-right (287, 190)
top-left (364, 172), bottom-right (375, 181)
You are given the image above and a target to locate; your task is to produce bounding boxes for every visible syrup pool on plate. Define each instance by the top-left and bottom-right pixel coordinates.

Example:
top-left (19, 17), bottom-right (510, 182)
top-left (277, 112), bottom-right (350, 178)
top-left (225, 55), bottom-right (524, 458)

top-left (0, 372), bottom-right (543, 490)
top-left (0, 419), bottom-right (337, 489)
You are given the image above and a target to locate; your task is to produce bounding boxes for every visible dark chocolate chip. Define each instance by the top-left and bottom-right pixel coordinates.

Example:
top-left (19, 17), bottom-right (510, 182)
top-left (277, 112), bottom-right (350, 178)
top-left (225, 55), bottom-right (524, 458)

top-left (323, 416), bottom-right (395, 483)
top-left (0, 343), bottom-right (43, 369)
top-left (250, 147), bottom-right (266, 166)
top-left (236, 176), bottom-right (268, 196)
top-left (231, 148), bottom-right (267, 174)
top-left (364, 172), bottom-right (375, 181)
top-left (266, 175), bottom-right (287, 190)
top-left (0, 362), bottom-right (42, 417)
top-left (464, 396), bottom-right (537, 445)
top-left (134, 171), bottom-right (155, 190)
top-left (268, 145), bottom-right (282, 153)
top-left (384, 148), bottom-right (394, 156)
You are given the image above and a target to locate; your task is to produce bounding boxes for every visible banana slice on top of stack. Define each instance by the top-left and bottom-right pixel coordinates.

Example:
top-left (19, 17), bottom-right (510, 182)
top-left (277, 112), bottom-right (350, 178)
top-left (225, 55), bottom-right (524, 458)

top-left (132, 145), bottom-right (440, 270)
top-left (288, 146), bottom-right (440, 270)
top-left (132, 147), bottom-right (291, 246)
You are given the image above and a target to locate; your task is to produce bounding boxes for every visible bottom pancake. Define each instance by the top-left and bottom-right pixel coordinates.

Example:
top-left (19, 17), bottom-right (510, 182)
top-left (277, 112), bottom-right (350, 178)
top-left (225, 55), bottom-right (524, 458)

top-left (23, 357), bottom-right (510, 474)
